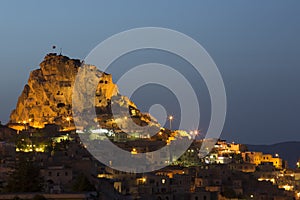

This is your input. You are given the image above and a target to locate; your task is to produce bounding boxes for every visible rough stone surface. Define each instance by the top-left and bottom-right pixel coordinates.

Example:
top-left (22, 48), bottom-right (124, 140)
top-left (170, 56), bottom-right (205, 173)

top-left (10, 53), bottom-right (159, 131)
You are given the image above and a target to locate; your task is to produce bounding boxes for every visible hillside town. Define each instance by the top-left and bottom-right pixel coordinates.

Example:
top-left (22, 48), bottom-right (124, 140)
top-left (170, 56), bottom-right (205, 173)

top-left (0, 123), bottom-right (299, 200)
top-left (0, 54), bottom-right (299, 200)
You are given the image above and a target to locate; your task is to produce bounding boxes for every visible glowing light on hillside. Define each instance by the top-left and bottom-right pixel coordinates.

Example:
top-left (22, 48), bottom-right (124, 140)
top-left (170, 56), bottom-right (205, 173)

top-left (280, 184), bottom-right (294, 191)
top-left (258, 178), bottom-right (275, 184)
top-left (131, 148), bottom-right (137, 155)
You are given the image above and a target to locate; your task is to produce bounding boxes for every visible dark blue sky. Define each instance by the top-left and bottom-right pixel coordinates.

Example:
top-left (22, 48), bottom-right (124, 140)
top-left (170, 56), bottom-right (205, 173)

top-left (0, 1), bottom-right (300, 144)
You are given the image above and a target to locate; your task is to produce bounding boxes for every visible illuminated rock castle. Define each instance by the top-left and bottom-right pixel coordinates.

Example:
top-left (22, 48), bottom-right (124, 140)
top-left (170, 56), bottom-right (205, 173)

top-left (9, 53), bottom-right (158, 131)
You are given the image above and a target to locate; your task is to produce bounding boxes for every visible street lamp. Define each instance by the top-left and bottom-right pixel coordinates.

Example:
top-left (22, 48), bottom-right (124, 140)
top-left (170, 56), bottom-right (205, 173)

top-left (168, 115), bottom-right (173, 130)
top-left (190, 130), bottom-right (198, 139)
top-left (194, 130), bottom-right (198, 139)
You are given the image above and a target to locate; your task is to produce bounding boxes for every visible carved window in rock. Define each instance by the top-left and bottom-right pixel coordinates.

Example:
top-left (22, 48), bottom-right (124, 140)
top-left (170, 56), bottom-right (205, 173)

top-left (56, 91), bottom-right (63, 96)
top-left (99, 79), bottom-right (109, 84)
top-left (96, 90), bottom-right (102, 97)
top-left (57, 103), bottom-right (66, 108)
top-left (59, 81), bottom-right (71, 87)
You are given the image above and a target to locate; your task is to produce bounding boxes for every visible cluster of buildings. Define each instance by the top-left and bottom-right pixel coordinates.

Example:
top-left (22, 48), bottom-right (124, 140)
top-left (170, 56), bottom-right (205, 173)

top-left (0, 124), bottom-right (300, 199)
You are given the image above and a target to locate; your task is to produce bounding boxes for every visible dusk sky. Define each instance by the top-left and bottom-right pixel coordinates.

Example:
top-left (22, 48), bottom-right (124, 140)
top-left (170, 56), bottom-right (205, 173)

top-left (1, 1), bottom-right (300, 144)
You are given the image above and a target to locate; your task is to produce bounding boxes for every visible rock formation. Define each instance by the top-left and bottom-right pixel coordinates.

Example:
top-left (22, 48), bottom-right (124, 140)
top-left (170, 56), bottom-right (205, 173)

top-left (9, 53), bottom-right (159, 132)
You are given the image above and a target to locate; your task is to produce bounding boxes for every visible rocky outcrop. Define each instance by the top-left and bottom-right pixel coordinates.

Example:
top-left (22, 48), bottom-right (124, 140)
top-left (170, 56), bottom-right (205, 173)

top-left (9, 53), bottom-right (158, 131)
top-left (10, 54), bottom-right (80, 128)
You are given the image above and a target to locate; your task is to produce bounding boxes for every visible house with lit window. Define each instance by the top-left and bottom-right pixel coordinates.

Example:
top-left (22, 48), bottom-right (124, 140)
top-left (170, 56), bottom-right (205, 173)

top-left (242, 152), bottom-right (283, 169)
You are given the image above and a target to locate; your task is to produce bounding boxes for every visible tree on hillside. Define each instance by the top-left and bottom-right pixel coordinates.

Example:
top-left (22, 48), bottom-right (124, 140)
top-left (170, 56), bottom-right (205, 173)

top-left (5, 157), bottom-right (43, 192)
top-left (72, 173), bottom-right (95, 192)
